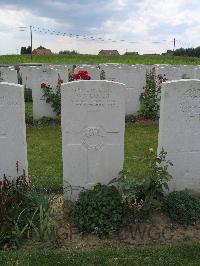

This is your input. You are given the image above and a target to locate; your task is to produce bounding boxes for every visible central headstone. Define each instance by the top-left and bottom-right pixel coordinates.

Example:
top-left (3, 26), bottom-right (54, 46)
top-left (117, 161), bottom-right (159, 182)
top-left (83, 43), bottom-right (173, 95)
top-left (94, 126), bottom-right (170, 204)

top-left (158, 79), bottom-right (200, 191)
top-left (0, 82), bottom-right (28, 179)
top-left (61, 80), bottom-right (125, 199)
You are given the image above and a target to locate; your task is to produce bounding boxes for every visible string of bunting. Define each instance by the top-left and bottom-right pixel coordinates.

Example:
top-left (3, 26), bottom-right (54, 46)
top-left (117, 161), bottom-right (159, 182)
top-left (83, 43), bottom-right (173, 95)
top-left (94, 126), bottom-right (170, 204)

top-left (31, 25), bottom-right (176, 46)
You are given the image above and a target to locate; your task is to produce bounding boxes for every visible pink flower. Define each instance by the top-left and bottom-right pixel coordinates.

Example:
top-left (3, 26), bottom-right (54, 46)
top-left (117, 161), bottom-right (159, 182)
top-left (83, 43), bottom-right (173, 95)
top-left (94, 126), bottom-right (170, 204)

top-left (41, 83), bottom-right (46, 89)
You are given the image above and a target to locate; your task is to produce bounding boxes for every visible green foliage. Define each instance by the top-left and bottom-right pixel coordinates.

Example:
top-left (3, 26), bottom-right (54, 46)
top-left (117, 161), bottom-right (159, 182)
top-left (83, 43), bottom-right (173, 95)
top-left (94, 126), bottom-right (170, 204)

top-left (29, 205), bottom-right (56, 241)
top-left (113, 148), bottom-right (172, 213)
top-left (181, 73), bottom-right (190, 79)
top-left (1, 54), bottom-right (200, 65)
top-left (17, 70), bottom-right (22, 85)
top-left (0, 173), bottom-right (55, 249)
top-left (68, 65), bottom-right (76, 81)
top-left (42, 83), bottom-right (61, 116)
top-left (1, 243), bottom-right (200, 265)
top-left (59, 50), bottom-right (79, 55)
top-left (24, 88), bottom-right (33, 102)
top-left (140, 68), bottom-right (166, 120)
top-left (125, 114), bottom-right (138, 123)
top-left (72, 183), bottom-right (126, 236)
top-left (174, 46), bottom-right (200, 57)
top-left (164, 190), bottom-right (200, 226)
top-left (100, 69), bottom-right (106, 80)
top-left (21, 46), bottom-right (31, 55)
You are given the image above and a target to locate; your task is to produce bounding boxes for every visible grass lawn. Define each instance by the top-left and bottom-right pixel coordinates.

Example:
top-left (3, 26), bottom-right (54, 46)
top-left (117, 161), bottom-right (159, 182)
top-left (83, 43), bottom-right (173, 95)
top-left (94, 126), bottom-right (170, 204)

top-left (1, 54), bottom-right (200, 65)
top-left (27, 122), bottom-right (158, 190)
top-left (1, 243), bottom-right (200, 265)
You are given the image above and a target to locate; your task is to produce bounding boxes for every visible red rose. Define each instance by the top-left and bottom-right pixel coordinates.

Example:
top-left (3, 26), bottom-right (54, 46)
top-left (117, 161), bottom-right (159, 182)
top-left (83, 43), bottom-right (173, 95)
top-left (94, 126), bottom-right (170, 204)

top-left (72, 73), bottom-right (80, 80)
top-left (78, 70), bottom-right (88, 76)
top-left (81, 74), bottom-right (91, 80)
top-left (41, 83), bottom-right (46, 89)
top-left (59, 79), bottom-right (64, 84)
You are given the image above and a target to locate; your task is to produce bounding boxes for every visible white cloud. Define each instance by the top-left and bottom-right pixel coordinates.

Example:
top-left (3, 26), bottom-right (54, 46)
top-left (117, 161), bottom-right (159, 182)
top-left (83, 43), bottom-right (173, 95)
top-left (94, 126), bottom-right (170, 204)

top-left (0, 0), bottom-right (199, 55)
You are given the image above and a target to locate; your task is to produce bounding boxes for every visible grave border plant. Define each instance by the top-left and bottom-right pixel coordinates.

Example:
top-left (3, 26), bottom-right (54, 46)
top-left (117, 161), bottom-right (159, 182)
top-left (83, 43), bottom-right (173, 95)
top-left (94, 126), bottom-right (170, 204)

top-left (110, 148), bottom-right (173, 216)
top-left (0, 165), bottom-right (56, 250)
top-left (71, 183), bottom-right (127, 236)
top-left (42, 70), bottom-right (91, 116)
top-left (164, 190), bottom-right (200, 226)
top-left (139, 68), bottom-right (167, 120)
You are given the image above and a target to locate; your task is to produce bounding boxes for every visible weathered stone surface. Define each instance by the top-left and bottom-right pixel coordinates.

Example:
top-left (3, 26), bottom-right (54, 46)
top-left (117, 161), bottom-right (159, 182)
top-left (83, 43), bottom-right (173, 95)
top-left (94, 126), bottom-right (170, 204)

top-left (100, 64), bottom-right (148, 114)
top-left (61, 80), bottom-right (125, 199)
top-left (30, 67), bottom-right (61, 119)
top-left (0, 82), bottom-right (28, 179)
top-left (0, 67), bottom-right (18, 83)
top-left (158, 79), bottom-right (200, 191)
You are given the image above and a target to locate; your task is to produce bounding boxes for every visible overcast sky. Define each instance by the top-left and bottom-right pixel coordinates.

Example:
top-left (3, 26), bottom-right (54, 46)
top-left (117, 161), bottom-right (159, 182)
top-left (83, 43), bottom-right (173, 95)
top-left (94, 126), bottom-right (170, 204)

top-left (0, 0), bottom-right (199, 55)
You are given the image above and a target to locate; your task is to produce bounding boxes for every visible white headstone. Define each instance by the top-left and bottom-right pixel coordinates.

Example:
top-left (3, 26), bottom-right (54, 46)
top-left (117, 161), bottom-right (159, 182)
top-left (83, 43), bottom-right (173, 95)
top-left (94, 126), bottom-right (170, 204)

top-left (52, 65), bottom-right (69, 83)
top-left (158, 79), bottom-right (200, 191)
top-left (155, 65), bottom-right (197, 81)
top-left (100, 64), bottom-right (147, 114)
top-left (0, 82), bottom-right (28, 179)
top-left (30, 67), bottom-right (61, 119)
top-left (0, 67), bottom-right (18, 83)
top-left (61, 80), bottom-right (125, 199)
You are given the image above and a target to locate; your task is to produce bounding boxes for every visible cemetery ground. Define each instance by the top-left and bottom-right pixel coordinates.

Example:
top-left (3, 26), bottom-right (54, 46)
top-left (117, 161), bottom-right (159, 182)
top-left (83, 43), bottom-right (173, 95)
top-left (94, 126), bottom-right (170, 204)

top-left (2, 70), bottom-right (200, 265)
top-left (1, 54), bottom-right (200, 65)
top-left (2, 116), bottom-right (200, 264)
top-left (1, 110), bottom-right (200, 264)
top-left (3, 105), bottom-right (198, 249)
top-left (1, 243), bottom-right (200, 265)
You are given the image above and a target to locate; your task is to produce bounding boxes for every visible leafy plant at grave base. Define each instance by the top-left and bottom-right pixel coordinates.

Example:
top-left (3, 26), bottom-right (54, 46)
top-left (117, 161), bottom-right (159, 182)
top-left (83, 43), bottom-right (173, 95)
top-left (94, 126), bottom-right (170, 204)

top-left (139, 68), bottom-right (167, 120)
top-left (42, 70), bottom-right (91, 115)
top-left (24, 88), bottom-right (33, 102)
top-left (72, 183), bottom-right (126, 236)
top-left (37, 116), bottom-right (61, 126)
top-left (125, 114), bottom-right (138, 123)
top-left (0, 166), bottom-right (56, 249)
top-left (17, 70), bottom-right (22, 85)
top-left (164, 190), bottom-right (200, 226)
top-left (110, 148), bottom-right (173, 214)
top-left (68, 65), bottom-right (76, 81)
top-left (181, 73), bottom-right (190, 79)
top-left (100, 69), bottom-right (106, 80)
top-left (41, 79), bottom-right (63, 116)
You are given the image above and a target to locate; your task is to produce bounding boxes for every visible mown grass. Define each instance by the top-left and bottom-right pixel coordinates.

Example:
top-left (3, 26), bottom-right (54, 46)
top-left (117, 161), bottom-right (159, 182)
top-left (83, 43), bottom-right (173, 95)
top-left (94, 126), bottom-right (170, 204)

top-left (1, 243), bottom-right (200, 265)
top-left (27, 125), bottom-right (62, 190)
top-left (1, 54), bottom-right (200, 65)
top-left (26, 122), bottom-right (158, 190)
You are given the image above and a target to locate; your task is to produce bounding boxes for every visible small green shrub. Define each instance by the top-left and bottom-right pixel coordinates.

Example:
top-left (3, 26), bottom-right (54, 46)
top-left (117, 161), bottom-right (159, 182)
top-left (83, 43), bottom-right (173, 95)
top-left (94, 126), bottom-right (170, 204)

top-left (181, 73), bottom-right (190, 79)
top-left (100, 69), bottom-right (106, 80)
top-left (164, 190), bottom-right (200, 226)
top-left (24, 88), bottom-right (33, 102)
top-left (72, 183), bottom-right (126, 236)
top-left (125, 114), bottom-right (137, 123)
top-left (112, 148), bottom-right (172, 213)
top-left (42, 82), bottom-right (62, 116)
top-left (140, 68), bottom-right (167, 120)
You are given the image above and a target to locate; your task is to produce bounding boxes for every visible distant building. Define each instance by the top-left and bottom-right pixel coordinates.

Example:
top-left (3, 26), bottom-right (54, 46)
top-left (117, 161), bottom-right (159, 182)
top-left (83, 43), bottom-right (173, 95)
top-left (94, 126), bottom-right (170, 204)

top-left (124, 51), bottom-right (139, 55)
top-left (162, 50), bottom-right (174, 56)
top-left (98, 50), bottom-right (120, 56)
top-left (32, 46), bottom-right (53, 55)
